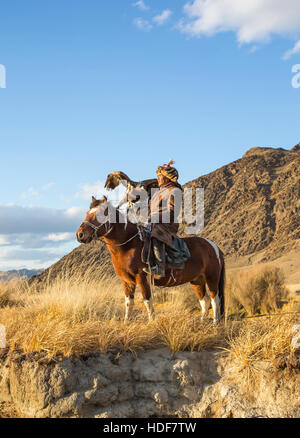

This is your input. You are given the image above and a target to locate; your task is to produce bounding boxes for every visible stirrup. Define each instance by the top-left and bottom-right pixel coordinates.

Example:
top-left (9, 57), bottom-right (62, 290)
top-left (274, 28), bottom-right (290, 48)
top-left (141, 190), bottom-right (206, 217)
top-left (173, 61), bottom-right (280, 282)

top-left (143, 265), bottom-right (158, 275)
top-left (143, 265), bottom-right (165, 278)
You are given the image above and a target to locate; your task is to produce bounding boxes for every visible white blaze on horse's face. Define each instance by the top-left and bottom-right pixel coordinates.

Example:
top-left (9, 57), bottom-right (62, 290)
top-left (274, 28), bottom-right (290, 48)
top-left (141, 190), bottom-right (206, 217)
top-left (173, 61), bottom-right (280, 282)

top-left (89, 208), bottom-right (98, 215)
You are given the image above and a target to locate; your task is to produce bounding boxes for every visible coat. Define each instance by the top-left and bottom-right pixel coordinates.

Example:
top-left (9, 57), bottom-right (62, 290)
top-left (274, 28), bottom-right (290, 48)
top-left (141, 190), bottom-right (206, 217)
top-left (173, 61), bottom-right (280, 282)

top-left (149, 181), bottom-right (183, 247)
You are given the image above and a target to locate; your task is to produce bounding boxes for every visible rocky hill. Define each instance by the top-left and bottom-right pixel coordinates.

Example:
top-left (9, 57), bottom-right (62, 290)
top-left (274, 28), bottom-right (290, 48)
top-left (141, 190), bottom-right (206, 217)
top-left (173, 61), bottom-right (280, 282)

top-left (184, 143), bottom-right (300, 260)
top-left (30, 144), bottom-right (300, 284)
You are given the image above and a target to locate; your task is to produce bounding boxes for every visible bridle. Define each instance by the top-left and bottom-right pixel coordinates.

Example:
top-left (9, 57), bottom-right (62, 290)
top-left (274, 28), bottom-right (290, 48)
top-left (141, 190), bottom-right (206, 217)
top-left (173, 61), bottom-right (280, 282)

top-left (81, 218), bottom-right (142, 247)
top-left (82, 220), bottom-right (114, 240)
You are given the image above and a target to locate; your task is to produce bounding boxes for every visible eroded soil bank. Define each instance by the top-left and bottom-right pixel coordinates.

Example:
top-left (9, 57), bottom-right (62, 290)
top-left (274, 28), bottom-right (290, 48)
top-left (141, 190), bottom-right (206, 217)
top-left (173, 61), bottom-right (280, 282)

top-left (0, 348), bottom-right (299, 418)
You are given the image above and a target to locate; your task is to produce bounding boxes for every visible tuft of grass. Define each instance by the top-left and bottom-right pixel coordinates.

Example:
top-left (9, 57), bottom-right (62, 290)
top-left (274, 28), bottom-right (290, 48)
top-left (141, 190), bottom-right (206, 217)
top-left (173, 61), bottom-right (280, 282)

top-left (224, 313), bottom-right (298, 386)
top-left (153, 311), bottom-right (227, 352)
top-left (0, 281), bottom-right (27, 308)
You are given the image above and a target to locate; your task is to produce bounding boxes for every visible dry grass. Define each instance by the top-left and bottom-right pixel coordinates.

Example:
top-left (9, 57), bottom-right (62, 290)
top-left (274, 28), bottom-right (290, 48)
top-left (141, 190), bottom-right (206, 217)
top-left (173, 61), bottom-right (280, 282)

top-left (0, 274), bottom-right (227, 356)
top-left (0, 267), bottom-right (298, 373)
top-left (226, 266), bottom-right (289, 317)
top-left (0, 402), bottom-right (21, 418)
top-left (0, 280), bottom-right (26, 308)
top-left (224, 313), bottom-right (299, 387)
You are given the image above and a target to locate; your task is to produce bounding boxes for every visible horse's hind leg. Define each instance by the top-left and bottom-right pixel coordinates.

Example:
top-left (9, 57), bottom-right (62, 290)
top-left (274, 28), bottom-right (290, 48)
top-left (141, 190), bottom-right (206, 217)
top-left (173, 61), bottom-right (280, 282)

top-left (206, 276), bottom-right (220, 324)
top-left (191, 276), bottom-right (210, 321)
top-left (123, 281), bottom-right (136, 324)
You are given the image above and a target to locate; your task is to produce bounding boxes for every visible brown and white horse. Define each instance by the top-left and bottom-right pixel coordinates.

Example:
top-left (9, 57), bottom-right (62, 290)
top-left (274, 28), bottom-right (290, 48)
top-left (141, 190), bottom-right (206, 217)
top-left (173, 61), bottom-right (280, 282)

top-left (76, 196), bottom-right (225, 324)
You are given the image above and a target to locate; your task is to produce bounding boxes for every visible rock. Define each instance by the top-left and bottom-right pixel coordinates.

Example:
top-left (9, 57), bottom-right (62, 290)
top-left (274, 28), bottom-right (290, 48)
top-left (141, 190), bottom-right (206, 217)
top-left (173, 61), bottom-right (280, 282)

top-left (0, 348), bottom-right (299, 418)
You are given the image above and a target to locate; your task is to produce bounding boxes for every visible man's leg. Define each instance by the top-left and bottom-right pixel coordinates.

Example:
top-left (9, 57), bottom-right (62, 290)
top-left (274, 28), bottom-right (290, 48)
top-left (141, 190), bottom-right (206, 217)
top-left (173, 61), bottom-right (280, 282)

top-left (143, 238), bottom-right (166, 277)
top-left (152, 238), bottom-right (166, 277)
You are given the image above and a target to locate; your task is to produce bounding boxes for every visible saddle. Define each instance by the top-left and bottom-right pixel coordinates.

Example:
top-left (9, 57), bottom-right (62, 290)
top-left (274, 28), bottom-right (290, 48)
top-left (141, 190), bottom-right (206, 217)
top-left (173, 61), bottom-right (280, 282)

top-left (141, 226), bottom-right (190, 270)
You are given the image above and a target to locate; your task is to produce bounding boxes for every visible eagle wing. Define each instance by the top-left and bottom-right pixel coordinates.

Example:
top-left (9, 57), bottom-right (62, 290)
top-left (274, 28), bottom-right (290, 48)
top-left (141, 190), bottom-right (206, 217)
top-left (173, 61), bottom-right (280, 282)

top-left (105, 173), bottom-right (159, 192)
top-left (105, 173), bottom-right (159, 209)
top-left (104, 171), bottom-right (136, 190)
top-left (139, 178), bottom-right (159, 197)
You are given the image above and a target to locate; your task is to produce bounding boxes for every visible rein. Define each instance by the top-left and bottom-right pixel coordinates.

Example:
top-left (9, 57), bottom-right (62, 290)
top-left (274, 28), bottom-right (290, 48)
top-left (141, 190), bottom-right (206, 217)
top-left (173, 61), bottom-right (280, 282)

top-left (83, 221), bottom-right (113, 239)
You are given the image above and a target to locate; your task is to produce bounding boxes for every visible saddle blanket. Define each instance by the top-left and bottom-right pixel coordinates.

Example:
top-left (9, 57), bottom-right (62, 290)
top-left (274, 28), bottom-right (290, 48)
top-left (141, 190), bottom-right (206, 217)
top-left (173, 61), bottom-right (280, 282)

top-left (141, 226), bottom-right (190, 270)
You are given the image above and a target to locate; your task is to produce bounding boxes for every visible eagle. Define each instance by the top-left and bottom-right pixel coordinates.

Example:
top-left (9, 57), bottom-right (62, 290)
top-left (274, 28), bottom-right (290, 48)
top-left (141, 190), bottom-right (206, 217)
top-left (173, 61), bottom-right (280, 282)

top-left (104, 171), bottom-right (158, 208)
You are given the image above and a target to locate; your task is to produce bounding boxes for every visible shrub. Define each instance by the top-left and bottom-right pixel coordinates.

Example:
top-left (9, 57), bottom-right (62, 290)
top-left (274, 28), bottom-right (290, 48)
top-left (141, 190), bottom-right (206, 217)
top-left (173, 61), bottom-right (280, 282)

top-left (226, 267), bottom-right (288, 317)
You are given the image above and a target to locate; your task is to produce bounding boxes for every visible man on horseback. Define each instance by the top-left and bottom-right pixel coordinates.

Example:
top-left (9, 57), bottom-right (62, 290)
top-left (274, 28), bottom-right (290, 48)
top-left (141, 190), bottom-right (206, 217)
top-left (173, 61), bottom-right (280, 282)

top-left (77, 161), bottom-right (224, 323)
top-left (143, 160), bottom-right (184, 278)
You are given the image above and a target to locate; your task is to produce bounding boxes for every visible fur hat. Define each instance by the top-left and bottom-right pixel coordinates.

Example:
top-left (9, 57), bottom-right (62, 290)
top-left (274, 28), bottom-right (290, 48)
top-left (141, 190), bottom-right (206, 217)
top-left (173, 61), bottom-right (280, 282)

top-left (156, 159), bottom-right (179, 182)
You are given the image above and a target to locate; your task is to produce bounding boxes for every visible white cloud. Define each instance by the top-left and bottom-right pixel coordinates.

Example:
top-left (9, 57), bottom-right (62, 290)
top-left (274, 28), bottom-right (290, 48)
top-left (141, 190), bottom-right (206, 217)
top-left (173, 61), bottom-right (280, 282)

top-left (133, 17), bottom-right (153, 32)
top-left (75, 180), bottom-right (108, 201)
top-left (132, 1), bottom-right (149, 11)
top-left (283, 39), bottom-right (300, 60)
top-left (43, 232), bottom-right (74, 242)
top-left (20, 187), bottom-right (39, 200)
top-left (0, 228), bottom-right (79, 270)
top-left (0, 233), bottom-right (76, 250)
top-left (178, 0), bottom-right (300, 49)
top-left (19, 182), bottom-right (55, 201)
top-left (0, 182), bottom-right (127, 269)
top-left (0, 204), bottom-right (85, 234)
top-left (0, 235), bottom-right (10, 246)
top-left (0, 246), bottom-right (71, 270)
top-left (75, 180), bottom-right (126, 206)
top-left (0, 210), bottom-right (80, 270)
top-left (153, 9), bottom-right (173, 26)
top-left (42, 182), bottom-right (55, 190)
top-left (64, 206), bottom-right (86, 219)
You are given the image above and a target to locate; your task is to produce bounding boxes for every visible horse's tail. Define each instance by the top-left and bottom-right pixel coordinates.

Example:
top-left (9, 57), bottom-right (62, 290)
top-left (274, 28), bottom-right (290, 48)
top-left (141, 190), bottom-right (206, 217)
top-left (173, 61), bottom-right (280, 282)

top-left (218, 259), bottom-right (226, 318)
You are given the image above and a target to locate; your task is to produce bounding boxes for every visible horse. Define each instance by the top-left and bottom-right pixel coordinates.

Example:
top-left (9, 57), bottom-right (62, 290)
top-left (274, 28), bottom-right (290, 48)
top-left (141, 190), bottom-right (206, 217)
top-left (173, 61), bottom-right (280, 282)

top-left (76, 196), bottom-right (225, 324)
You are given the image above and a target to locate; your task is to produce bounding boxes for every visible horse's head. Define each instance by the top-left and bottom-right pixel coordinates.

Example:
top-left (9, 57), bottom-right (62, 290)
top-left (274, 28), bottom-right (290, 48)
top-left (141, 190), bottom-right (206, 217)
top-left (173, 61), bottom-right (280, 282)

top-left (76, 195), bottom-right (109, 244)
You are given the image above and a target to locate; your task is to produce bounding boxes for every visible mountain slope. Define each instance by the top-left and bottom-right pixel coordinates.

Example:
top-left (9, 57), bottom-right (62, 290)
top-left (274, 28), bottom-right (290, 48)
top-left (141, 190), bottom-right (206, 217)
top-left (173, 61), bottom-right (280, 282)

top-left (183, 144), bottom-right (300, 260)
top-left (0, 269), bottom-right (43, 282)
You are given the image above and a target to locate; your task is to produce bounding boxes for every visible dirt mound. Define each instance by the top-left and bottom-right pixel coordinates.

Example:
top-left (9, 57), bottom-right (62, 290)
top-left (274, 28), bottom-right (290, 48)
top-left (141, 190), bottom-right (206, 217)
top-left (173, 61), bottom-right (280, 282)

top-left (1, 348), bottom-right (299, 418)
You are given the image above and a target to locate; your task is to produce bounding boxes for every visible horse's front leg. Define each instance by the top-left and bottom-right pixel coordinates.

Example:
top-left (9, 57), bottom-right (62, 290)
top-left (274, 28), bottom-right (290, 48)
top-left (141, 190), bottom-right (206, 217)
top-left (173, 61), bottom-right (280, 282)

top-left (122, 281), bottom-right (136, 325)
top-left (136, 274), bottom-right (155, 321)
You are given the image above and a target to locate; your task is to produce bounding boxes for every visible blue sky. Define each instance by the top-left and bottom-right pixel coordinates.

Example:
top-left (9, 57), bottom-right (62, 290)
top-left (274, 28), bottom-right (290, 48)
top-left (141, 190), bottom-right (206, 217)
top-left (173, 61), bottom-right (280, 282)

top-left (0, 0), bottom-right (299, 269)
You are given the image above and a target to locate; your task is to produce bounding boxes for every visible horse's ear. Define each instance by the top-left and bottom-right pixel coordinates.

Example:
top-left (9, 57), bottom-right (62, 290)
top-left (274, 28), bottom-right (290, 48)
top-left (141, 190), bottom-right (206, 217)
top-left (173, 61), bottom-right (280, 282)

top-left (102, 195), bottom-right (107, 202)
top-left (92, 195), bottom-right (97, 203)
